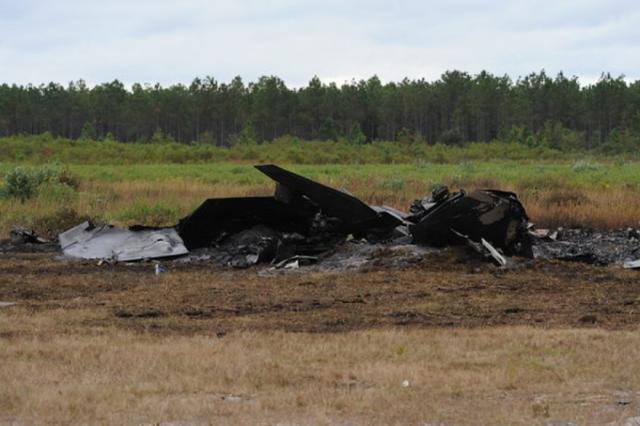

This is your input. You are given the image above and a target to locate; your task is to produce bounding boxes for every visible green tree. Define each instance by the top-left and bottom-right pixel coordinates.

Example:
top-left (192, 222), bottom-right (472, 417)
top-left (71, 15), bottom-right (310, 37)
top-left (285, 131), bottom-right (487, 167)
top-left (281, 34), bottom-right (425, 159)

top-left (79, 121), bottom-right (97, 140)
top-left (348, 123), bottom-right (367, 145)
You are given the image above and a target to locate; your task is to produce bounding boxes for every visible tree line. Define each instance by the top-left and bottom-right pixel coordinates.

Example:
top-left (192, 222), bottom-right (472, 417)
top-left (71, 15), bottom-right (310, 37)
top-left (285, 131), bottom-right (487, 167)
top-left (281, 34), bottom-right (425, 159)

top-left (1, 71), bottom-right (639, 149)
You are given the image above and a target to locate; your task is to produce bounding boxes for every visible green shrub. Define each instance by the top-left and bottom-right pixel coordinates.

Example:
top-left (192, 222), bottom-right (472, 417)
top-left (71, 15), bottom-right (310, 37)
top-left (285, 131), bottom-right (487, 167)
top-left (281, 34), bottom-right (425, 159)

top-left (79, 122), bottom-right (97, 140)
top-left (348, 124), bottom-right (367, 145)
top-left (4, 167), bottom-right (39, 201)
top-left (2, 164), bottom-right (80, 202)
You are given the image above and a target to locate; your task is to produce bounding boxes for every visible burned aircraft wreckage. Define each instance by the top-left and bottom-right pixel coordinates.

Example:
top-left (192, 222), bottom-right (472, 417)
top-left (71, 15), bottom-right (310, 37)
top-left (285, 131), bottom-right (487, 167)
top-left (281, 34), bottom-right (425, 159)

top-left (52, 164), bottom-right (538, 268)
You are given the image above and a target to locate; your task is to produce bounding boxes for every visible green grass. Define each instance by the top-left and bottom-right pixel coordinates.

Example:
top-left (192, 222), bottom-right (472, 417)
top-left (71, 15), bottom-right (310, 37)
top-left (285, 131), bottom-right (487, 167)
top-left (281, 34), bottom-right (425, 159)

top-left (2, 161), bottom-right (639, 189)
top-left (2, 135), bottom-right (640, 235)
top-left (0, 134), bottom-right (623, 166)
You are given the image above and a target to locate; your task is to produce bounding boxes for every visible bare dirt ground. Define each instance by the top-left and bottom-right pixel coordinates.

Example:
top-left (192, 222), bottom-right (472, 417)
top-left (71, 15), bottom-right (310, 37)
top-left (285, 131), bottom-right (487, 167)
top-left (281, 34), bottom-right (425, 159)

top-left (2, 250), bottom-right (640, 334)
top-left (2, 250), bottom-right (640, 424)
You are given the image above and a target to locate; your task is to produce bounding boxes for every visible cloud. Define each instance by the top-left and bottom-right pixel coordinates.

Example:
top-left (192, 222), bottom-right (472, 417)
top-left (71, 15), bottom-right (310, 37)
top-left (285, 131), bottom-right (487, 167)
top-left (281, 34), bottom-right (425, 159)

top-left (0, 0), bottom-right (638, 87)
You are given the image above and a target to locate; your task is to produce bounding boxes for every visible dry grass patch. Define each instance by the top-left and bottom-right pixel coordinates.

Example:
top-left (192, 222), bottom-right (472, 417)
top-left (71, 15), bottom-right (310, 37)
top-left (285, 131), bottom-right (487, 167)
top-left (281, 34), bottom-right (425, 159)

top-left (522, 187), bottom-right (640, 229)
top-left (1, 252), bottom-right (640, 424)
top-left (2, 172), bottom-right (640, 234)
top-left (0, 320), bottom-right (639, 425)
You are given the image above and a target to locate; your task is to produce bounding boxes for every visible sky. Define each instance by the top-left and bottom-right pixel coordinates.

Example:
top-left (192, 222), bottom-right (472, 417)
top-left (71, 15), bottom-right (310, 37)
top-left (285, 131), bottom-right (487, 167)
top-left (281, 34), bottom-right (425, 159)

top-left (0, 0), bottom-right (638, 87)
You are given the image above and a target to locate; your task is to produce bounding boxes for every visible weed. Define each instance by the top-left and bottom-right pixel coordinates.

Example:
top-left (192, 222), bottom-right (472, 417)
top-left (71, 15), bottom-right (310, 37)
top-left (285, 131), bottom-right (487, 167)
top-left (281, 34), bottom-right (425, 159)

top-left (1, 164), bottom-right (80, 202)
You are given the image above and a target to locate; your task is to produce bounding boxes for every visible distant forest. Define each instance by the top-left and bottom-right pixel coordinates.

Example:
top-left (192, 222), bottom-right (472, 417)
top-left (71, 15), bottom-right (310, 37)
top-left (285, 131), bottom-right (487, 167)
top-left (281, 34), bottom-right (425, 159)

top-left (1, 71), bottom-right (639, 150)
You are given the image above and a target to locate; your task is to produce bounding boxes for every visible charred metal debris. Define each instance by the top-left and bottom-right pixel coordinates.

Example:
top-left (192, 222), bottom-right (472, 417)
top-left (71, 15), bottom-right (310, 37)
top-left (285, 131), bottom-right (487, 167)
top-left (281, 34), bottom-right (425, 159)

top-left (6, 164), bottom-right (638, 269)
top-left (175, 165), bottom-right (535, 268)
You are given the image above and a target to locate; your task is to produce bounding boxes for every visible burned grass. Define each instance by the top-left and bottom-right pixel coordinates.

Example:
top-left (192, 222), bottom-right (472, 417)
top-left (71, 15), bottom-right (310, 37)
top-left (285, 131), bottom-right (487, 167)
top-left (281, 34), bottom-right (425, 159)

top-left (2, 252), bottom-right (640, 334)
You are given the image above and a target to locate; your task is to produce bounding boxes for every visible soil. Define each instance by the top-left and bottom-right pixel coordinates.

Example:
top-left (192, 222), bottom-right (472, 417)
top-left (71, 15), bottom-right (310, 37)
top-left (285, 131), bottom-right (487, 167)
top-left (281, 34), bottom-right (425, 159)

top-left (2, 246), bottom-right (640, 335)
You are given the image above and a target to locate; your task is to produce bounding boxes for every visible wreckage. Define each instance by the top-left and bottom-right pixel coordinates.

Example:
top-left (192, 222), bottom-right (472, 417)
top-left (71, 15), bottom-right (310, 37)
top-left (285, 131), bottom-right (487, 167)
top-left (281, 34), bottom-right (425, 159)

top-left (54, 164), bottom-right (533, 267)
top-left (58, 222), bottom-right (188, 262)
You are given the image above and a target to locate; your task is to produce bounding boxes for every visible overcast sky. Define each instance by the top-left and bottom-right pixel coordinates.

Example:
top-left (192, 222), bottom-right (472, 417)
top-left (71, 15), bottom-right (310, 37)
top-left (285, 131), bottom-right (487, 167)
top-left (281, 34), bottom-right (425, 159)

top-left (0, 0), bottom-right (638, 87)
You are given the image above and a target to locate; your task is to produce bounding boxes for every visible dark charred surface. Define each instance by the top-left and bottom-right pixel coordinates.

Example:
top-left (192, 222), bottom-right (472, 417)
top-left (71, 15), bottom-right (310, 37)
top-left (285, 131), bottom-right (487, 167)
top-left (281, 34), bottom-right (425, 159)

top-left (0, 239), bottom-right (59, 254)
top-left (177, 197), bottom-right (317, 250)
top-left (255, 164), bottom-right (391, 233)
top-left (1, 250), bottom-right (640, 336)
top-left (409, 187), bottom-right (532, 256)
top-left (533, 227), bottom-right (640, 265)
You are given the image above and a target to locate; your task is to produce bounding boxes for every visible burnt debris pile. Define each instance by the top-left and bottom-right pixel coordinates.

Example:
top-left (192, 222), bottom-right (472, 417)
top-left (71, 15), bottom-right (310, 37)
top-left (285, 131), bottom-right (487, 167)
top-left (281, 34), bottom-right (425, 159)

top-left (532, 227), bottom-right (640, 267)
top-left (408, 186), bottom-right (532, 258)
top-left (5, 164), bottom-right (637, 269)
top-left (50, 164), bottom-right (532, 267)
top-left (174, 164), bottom-right (533, 267)
top-left (175, 164), bottom-right (410, 267)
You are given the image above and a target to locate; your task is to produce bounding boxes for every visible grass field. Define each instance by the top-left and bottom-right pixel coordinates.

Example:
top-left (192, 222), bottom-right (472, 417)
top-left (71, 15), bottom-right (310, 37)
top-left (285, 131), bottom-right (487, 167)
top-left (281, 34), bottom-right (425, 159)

top-left (3, 324), bottom-right (639, 425)
top-left (2, 139), bottom-right (640, 424)
top-left (0, 135), bottom-right (587, 165)
top-left (2, 254), bottom-right (640, 424)
top-left (2, 160), bottom-right (640, 236)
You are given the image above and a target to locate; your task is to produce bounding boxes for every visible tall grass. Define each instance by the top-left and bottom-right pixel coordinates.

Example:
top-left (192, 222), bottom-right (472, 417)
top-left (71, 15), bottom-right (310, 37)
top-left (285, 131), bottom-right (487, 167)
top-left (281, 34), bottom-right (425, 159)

top-left (2, 162), bottom-right (639, 234)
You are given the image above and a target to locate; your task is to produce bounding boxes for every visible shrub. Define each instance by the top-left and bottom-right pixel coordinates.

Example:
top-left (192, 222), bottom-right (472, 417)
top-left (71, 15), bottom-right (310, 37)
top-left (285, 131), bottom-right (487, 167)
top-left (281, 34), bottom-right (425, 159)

top-left (439, 128), bottom-right (464, 146)
top-left (4, 167), bottom-right (39, 201)
top-left (348, 124), bottom-right (367, 145)
top-left (79, 122), bottom-right (97, 140)
top-left (538, 121), bottom-right (586, 151)
top-left (228, 122), bottom-right (257, 146)
top-left (149, 128), bottom-right (175, 144)
top-left (1, 164), bottom-right (80, 202)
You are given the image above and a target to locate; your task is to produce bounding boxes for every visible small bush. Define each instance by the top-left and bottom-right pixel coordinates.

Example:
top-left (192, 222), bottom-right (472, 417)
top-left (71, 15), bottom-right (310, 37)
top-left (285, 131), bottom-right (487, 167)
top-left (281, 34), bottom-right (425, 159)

top-left (4, 167), bottom-right (39, 201)
top-left (2, 165), bottom-right (80, 201)
top-left (348, 124), bottom-right (367, 145)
